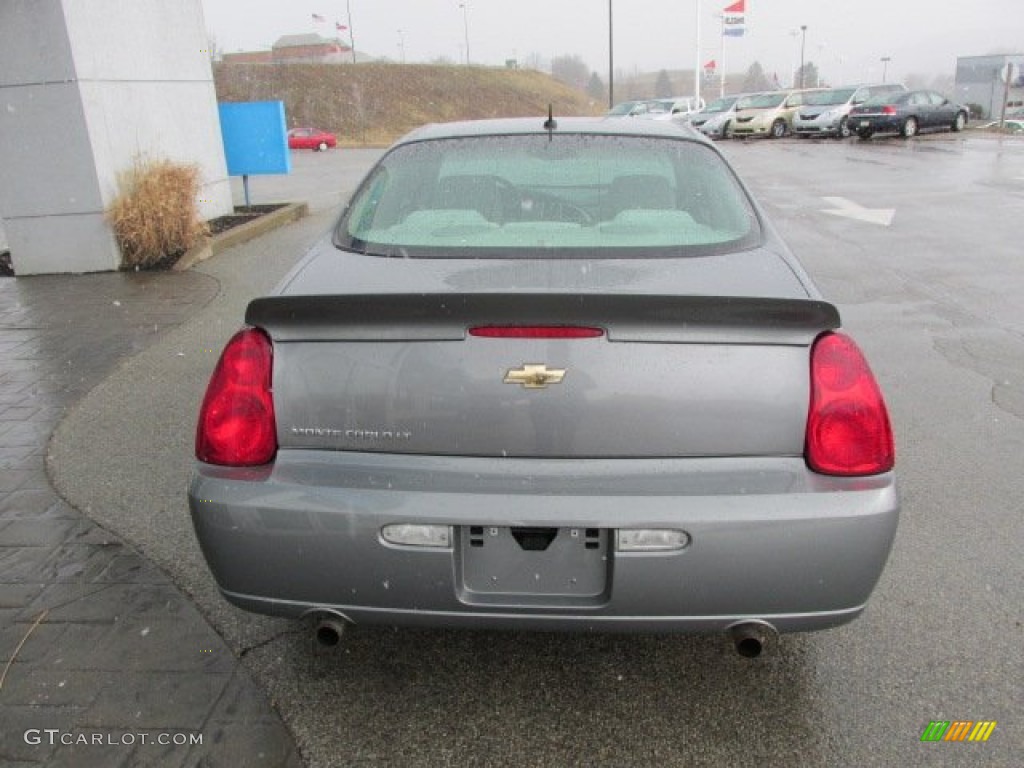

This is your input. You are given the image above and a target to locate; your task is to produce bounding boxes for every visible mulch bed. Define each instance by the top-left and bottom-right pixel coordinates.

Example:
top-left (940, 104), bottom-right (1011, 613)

top-left (126, 205), bottom-right (288, 272)
top-left (207, 204), bottom-right (287, 236)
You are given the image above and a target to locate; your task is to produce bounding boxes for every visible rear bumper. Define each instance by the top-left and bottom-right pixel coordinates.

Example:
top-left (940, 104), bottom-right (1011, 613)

top-left (189, 451), bottom-right (899, 634)
top-left (852, 116), bottom-right (901, 134)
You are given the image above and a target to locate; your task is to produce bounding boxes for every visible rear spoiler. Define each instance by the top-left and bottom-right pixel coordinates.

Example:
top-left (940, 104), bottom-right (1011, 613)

top-left (246, 293), bottom-right (840, 344)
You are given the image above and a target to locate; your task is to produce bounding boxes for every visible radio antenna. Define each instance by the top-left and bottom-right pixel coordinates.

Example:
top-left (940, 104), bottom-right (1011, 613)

top-left (543, 104), bottom-right (557, 135)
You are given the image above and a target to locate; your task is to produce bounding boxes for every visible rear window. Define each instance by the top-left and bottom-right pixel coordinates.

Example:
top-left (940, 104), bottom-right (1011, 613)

top-left (863, 92), bottom-right (907, 107)
top-left (334, 134), bottom-right (760, 259)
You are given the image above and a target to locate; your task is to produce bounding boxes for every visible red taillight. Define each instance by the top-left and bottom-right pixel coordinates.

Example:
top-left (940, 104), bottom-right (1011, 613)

top-left (469, 325), bottom-right (605, 339)
top-left (805, 332), bottom-right (894, 476)
top-left (882, 105), bottom-right (897, 115)
top-left (196, 328), bottom-right (277, 466)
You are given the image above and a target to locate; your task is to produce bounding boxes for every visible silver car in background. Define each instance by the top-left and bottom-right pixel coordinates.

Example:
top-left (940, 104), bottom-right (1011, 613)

top-left (189, 117), bottom-right (898, 658)
top-left (793, 83), bottom-right (907, 138)
top-left (692, 93), bottom-right (749, 139)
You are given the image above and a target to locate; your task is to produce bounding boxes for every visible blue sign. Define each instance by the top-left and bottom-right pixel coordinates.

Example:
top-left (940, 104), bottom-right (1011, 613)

top-left (218, 101), bottom-right (291, 176)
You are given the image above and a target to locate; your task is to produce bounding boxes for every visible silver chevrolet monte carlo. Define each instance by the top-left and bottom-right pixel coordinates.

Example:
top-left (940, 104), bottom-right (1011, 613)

top-left (189, 116), bottom-right (898, 657)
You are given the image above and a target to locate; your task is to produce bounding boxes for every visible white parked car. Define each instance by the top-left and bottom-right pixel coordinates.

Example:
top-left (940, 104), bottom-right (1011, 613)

top-left (608, 98), bottom-right (706, 123)
top-left (641, 97), bottom-right (707, 122)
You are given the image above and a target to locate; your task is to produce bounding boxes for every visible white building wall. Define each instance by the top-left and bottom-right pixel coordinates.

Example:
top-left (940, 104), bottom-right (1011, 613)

top-left (955, 54), bottom-right (1024, 119)
top-left (0, 0), bottom-right (233, 274)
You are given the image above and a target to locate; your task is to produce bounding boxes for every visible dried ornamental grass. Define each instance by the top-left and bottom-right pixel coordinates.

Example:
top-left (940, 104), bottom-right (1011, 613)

top-left (106, 158), bottom-right (210, 269)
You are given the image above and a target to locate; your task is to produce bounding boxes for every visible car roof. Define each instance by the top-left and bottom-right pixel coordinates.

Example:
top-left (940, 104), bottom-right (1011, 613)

top-left (398, 116), bottom-right (710, 145)
top-left (738, 89), bottom-right (820, 100)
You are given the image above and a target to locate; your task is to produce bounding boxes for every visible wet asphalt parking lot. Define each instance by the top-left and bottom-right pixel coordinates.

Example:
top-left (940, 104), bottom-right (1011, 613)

top-left (49, 132), bottom-right (1023, 767)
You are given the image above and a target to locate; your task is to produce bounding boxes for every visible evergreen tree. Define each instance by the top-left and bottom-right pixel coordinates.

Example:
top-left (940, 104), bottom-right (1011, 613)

top-left (586, 72), bottom-right (606, 101)
top-left (742, 62), bottom-right (774, 92)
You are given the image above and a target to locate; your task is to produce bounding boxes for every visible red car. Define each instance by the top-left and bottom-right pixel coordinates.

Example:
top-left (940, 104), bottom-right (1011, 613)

top-left (287, 127), bottom-right (337, 151)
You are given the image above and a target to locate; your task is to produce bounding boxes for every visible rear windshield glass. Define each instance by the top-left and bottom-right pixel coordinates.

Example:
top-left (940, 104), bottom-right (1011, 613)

top-left (334, 134), bottom-right (760, 259)
top-left (804, 88), bottom-right (857, 106)
top-left (862, 92), bottom-right (906, 107)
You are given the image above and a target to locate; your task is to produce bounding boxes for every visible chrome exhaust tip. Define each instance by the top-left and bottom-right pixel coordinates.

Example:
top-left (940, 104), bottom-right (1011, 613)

top-left (306, 612), bottom-right (350, 648)
top-left (727, 620), bottom-right (778, 658)
top-left (315, 620), bottom-right (345, 647)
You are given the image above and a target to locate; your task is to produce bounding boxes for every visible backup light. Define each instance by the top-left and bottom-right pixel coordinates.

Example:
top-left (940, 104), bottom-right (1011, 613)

top-left (382, 524), bottom-right (452, 548)
top-left (616, 529), bottom-right (690, 552)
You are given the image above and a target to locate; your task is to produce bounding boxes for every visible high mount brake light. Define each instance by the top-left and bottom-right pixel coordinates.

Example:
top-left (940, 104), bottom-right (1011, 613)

top-left (196, 328), bottom-right (277, 466)
top-left (805, 332), bottom-right (895, 476)
top-left (469, 326), bottom-right (605, 339)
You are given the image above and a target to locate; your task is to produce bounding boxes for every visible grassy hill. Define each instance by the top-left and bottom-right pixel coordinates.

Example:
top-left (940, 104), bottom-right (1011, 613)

top-left (214, 63), bottom-right (605, 146)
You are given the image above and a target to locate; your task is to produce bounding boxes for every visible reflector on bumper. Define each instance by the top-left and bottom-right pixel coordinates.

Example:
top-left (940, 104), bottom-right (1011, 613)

top-left (382, 524), bottom-right (452, 548)
top-left (616, 529), bottom-right (690, 552)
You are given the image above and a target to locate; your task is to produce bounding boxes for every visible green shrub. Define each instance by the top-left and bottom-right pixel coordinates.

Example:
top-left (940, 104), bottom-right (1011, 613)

top-left (106, 158), bottom-right (209, 269)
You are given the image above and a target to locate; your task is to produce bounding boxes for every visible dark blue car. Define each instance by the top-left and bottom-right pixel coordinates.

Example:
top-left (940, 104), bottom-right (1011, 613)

top-left (850, 89), bottom-right (968, 139)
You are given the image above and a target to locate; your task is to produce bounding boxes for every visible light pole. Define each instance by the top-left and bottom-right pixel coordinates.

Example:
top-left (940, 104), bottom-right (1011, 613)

top-left (608, 0), bottom-right (614, 108)
top-left (880, 56), bottom-right (891, 83)
top-left (694, 0), bottom-right (702, 108)
top-left (718, 14), bottom-right (726, 99)
top-left (397, 29), bottom-right (405, 63)
top-left (798, 25), bottom-right (807, 88)
top-left (458, 2), bottom-right (470, 65)
top-left (347, 0), bottom-right (357, 63)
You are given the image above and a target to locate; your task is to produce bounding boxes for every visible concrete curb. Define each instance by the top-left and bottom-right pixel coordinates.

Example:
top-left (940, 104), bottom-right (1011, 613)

top-left (174, 202), bottom-right (309, 271)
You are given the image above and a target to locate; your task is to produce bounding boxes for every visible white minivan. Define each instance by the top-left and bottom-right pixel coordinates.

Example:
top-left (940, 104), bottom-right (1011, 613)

top-left (793, 83), bottom-right (907, 138)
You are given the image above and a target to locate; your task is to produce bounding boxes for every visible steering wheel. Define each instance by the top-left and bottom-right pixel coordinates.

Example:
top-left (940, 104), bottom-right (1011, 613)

top-left (514, 190), bottom-right (595, 225)
top-left (545, 198), bottom-right (594, 225)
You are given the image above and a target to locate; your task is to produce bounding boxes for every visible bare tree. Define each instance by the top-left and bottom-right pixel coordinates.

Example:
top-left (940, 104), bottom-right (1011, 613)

top-left (551, 54), bottom-right (590, 90)
top-left (655, 70), bottom-right (674, 98)
top-left (523, 52), bottom-right (548, 73)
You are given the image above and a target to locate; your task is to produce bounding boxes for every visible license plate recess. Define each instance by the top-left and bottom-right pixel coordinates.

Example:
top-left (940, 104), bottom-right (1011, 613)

top-left (458, 526), bottom-right (610, 607)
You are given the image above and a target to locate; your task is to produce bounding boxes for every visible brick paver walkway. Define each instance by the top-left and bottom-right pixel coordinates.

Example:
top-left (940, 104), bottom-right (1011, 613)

top-left (0, 273), bottom-right (300, 767)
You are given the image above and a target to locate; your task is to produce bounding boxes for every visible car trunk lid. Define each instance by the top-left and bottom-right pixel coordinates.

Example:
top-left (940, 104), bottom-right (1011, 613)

top-left (250, 292), bottom-right (839, 459)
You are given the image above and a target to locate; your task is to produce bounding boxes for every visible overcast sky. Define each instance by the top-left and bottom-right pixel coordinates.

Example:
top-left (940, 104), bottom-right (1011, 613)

top-left (202, 0), bottom-right (1023, 86)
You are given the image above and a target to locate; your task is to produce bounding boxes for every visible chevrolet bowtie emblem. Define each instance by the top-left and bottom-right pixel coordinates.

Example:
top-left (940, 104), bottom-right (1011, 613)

top-left (503, 364), bottom-right (566, 389)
